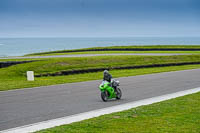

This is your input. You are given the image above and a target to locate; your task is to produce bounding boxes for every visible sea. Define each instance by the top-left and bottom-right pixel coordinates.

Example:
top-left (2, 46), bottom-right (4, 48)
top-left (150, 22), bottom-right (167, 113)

top-left (0, 37), bottom-right (200, 56)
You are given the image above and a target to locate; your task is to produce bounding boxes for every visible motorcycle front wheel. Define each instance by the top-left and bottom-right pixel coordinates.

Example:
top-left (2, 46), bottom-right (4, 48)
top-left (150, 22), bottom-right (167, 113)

top-left (116, 88), bottom-right (122, 99)
top-left (101, 91), bottom-right (108, 102)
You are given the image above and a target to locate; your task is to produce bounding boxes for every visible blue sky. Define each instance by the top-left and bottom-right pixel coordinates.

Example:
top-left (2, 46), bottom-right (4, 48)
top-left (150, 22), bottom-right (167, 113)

top-left (0, 0), bottom-right (199, 37)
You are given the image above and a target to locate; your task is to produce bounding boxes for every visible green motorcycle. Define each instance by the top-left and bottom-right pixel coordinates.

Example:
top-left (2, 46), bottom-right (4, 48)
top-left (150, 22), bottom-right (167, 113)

top-left (99, 79), bottom-right (122, 102)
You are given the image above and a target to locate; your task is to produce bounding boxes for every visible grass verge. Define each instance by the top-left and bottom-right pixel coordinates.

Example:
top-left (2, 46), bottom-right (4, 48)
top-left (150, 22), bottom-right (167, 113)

top-left (1, 55), bottom-right (200, 91)
top-left (2, 55), bottom-right (200, 76)
top-left (1, 64), bottom-right (200, 91)
top-left (36, 91), bottom-right (200, 133)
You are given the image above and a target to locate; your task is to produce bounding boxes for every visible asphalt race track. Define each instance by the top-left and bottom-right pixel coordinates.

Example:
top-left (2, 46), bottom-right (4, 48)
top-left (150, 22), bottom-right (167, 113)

top-left (0, 69), bottom-right (200, 131)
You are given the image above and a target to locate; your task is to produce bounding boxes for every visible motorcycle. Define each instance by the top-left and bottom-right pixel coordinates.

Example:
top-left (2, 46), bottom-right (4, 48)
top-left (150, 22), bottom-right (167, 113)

top-left (99, 79), bottom-right (122, 102)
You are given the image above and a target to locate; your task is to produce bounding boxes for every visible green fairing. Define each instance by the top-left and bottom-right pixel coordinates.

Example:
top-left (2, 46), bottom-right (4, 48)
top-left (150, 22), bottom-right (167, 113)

top-left (99, 81), bottom-right (116, 99)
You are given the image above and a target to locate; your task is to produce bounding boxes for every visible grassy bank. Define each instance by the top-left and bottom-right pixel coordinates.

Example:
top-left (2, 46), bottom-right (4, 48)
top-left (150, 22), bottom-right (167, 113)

top-left (1, 55), bottom-right (200, 91)
top-left (1, 63), bottom-right (200, 91)
top-left (37, 91), bottom-right (200, 133)
top-left (2, 55), bottom-right (200, 76)
top-left (26, 45), bottom-right (200, 56)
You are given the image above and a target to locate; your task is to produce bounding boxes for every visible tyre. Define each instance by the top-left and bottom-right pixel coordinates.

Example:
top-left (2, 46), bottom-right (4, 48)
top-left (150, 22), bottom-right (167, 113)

top-left (116, 88), bottom-right (122, 99)
top-left (101, 91), bottom-right (108, 102)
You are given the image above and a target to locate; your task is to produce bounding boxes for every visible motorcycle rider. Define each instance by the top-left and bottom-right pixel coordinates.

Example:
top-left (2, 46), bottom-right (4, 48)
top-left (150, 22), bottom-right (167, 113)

top-left (103, 70), bottom-right (118, 93)
top-left (103, 70), bottom-right (112, 83)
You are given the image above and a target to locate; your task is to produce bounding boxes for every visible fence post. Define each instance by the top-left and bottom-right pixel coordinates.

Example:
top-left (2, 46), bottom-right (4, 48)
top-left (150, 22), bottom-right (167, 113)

top-left (27, 71), bottom-right (34, 81)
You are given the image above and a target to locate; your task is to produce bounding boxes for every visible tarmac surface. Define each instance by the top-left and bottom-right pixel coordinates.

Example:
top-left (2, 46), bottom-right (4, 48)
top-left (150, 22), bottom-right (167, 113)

top-left (0, 53), bottom-right (188, 59)
top-left (0, 69), bottom-right (200, 131)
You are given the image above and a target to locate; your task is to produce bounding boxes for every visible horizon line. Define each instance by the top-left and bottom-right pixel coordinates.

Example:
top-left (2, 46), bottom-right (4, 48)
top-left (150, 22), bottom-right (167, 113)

top-left (0, 36), bottom-right (200, 39)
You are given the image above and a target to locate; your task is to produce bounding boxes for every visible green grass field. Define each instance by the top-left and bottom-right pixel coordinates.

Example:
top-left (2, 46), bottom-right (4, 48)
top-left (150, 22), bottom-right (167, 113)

top-left (2, 64), bottom-right (200, 91)
top-left (36, 91), bottom-right (200, 133)
top-left (1, 55), bottom-right (200, 91)
top-left (2, 55), bottom-right (200, 76)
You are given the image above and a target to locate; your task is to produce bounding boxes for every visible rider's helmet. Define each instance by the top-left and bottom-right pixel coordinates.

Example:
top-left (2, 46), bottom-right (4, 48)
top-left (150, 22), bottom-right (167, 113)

top-left (103, 70), bottom-right (109, 75)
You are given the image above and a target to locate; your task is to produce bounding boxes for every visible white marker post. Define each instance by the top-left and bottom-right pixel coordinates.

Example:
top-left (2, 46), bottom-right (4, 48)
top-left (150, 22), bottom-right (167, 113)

top-left (27, 71), bottom-right (34, 81)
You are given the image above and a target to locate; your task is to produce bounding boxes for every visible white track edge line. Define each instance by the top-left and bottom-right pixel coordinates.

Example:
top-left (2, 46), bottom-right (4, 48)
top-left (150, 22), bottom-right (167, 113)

top-left (1, 87), bottom-right (200, 133)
